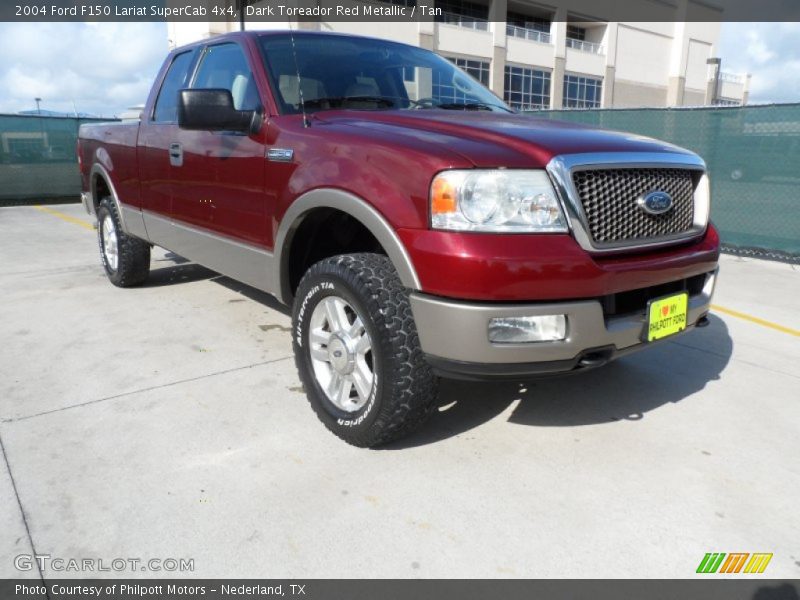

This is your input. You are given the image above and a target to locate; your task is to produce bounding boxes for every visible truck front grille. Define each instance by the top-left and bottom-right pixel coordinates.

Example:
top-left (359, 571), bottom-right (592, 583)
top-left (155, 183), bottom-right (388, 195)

top-left (571, 168), bottom-right (696, 245)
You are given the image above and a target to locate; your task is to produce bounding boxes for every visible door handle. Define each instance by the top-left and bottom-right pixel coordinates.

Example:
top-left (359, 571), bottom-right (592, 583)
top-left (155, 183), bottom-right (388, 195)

top-left (169, 143), bottom-right (183, 167)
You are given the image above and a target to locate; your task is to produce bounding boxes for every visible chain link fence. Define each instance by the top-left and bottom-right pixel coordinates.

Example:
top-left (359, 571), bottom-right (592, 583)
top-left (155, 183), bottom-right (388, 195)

top-left (0, 114), bottom-right (118, 205)
top-left (3, 107), bottom-right (798, 261)
top-left (529, 103), bottom-right (800, 262)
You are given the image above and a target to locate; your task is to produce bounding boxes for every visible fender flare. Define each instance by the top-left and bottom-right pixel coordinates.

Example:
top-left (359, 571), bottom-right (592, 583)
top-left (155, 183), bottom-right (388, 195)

top-left (273, 188), bottom-right (421, 305)
top-left (89, 163), bottom-right (129, 234)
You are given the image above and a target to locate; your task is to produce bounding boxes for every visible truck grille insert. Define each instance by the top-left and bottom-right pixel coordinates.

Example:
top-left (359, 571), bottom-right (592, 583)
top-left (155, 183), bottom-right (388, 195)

top-left (571, 168), bottom-right (696, 245)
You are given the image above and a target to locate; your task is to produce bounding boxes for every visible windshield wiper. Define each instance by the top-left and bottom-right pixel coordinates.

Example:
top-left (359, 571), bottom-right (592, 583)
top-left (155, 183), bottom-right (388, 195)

top-left (433, 102), bottom-right (510, 112)
top-left (297, 96), bottom-right (513, 113)
top-left (300, 96), bottom-right (397, 109)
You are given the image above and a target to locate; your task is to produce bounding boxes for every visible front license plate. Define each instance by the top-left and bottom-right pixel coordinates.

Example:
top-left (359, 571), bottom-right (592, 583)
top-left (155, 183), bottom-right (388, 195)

top-left (646, 292), bottom-right (689, 342)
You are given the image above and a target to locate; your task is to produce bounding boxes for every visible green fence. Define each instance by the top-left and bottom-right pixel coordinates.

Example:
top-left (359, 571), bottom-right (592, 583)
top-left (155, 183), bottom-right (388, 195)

top-left (3, 107), bottom-right (799, 260)
top-left (0, 114), bottom-right (118, 204)
top-left (529, 103), bottom-right (800, 261)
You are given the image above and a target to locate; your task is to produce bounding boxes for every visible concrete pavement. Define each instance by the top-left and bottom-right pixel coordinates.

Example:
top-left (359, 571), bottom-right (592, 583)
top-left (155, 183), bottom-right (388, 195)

top-left (1, 204), bottom-right (798, 579)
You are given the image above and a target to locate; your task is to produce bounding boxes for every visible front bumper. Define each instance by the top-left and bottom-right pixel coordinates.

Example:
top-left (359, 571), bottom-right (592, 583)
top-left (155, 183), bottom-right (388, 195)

top-left (410, 269), bottom-right (717, 380)
top-left (397, 224), bottom-right (720, 302)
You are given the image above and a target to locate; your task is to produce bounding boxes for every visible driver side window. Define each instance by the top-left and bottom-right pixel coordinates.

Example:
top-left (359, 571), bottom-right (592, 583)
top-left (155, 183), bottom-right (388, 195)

top-left (193, 43), bottom-right (260, 111)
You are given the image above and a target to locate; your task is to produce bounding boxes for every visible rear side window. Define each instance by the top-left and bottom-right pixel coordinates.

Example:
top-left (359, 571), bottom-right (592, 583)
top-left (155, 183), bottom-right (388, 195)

top-left (153, 51), bottom-right (194, 123)
top-left (192, 43), bottom-right (260, 111)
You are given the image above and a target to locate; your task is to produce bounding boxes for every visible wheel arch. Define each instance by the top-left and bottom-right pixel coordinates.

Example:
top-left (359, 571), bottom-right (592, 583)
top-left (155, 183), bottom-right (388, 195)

top-left (274, 189), bottom-right (421, 305)
top-left (89, 164), bottom-right (129, 234)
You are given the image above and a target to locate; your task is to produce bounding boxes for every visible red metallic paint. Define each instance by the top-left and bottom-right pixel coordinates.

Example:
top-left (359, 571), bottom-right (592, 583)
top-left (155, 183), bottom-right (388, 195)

top-left (79, 31), bottom-right (720, 304)
top-left (397, 225), bottom-right (720, 302)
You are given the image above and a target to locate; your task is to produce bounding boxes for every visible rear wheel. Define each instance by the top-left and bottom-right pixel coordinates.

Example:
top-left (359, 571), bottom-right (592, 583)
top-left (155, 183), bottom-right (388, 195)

top-left (97, 197), bottom-right (150, 287)
top-left (292, 253), bottom-right (438, 447)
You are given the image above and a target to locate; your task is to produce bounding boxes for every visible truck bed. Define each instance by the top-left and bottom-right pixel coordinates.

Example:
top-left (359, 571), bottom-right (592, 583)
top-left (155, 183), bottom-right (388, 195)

top-left (78, 121), bottom-right (141, 209)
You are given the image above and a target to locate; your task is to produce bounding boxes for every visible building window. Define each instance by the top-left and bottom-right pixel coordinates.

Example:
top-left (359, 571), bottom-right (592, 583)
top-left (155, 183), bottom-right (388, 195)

top-left (563, 74), bottom-right (603, 108)
top-left (713, 98), bottom-right (741, 106)
top-left (434, 57), bottom-right (490, 103)
top-left (506, 12), bottom-right (550, 33)
top-left (567, 25), bottom-right (586, 41)
top-left (447, 57), bottom-right (490, 85)
top-left (504, 66), bottom-right (551, 110)
top-left (506, 12), bottom-right (552, 43)
top-left (435, 0), bottom-right (489, 31)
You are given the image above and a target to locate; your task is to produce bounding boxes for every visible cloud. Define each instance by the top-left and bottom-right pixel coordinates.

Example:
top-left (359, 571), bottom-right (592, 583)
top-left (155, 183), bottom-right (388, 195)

top-left (719, 22), bottom-right (800, 104)
top-left (0, 23), bottom-right (167, 117)
top-left (744, 31), bottom-right (775, 65)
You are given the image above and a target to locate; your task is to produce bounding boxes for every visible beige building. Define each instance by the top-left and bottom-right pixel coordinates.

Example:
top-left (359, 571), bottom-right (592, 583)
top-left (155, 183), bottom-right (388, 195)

top-left (168, 0), bottom-right (750, 110)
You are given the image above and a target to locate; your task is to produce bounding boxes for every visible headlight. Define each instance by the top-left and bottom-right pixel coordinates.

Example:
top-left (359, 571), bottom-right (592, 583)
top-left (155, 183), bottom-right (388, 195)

top-left (694, 172), bottom-right (711, 227)
top-left (431, 169), bottom-right (568, 232)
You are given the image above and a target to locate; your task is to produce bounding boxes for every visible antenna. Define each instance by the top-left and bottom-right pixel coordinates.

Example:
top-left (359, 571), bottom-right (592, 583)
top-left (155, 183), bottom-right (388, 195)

top-left (288, 21), bottom-right (310, 127)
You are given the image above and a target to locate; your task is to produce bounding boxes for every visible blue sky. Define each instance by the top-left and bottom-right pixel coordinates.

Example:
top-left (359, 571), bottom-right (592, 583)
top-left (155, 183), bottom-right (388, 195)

top-left (717, 22), bottom-right (800, 103)
top-left (0, 22), bottom-right (797, 117)
top-left (0, 22), bottom-right (169, 117)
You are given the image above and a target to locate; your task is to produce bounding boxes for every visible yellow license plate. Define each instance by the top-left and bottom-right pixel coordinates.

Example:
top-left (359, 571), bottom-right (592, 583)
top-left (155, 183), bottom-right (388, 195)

top-left (646, 292), bottom-right (688, 342)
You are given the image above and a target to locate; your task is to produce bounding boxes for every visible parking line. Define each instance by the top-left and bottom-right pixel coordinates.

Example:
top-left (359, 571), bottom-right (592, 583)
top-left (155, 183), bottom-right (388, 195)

top-left (35, 204), bottom-right (94, 231)
top-left (712, 304), bottom-right (800, 337)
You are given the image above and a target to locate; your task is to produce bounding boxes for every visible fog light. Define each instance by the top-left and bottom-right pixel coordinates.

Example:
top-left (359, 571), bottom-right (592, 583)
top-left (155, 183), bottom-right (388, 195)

top-left (488, 315), bottom-right (567, 343)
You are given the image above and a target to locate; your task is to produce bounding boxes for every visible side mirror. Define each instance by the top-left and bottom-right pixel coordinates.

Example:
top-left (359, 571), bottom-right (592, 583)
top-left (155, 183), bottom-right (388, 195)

top-left (177, 89), bottom-right (261, 134)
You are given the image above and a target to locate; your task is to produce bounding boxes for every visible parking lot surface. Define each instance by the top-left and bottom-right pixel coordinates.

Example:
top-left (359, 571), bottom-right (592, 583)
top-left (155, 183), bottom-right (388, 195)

top-left (1, 203), bottom-right (798, 578)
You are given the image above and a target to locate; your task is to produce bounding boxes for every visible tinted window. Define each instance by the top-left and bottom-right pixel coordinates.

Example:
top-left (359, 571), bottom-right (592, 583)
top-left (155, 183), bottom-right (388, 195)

top-left (153, 51), bottom-right (194, 123)
top-left (503, 65), bottom-right (551, 110)
top-left (192, 43), bottom-right (260, 111)
top-left (563, 74), bottom-right (602, 109)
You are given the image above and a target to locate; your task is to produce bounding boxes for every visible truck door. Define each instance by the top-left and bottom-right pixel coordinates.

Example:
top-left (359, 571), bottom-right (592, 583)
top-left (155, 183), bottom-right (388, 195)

top-left (138, 49), bottom-right (197, 239)
top-left (170, 41), bottom-right (268, 249)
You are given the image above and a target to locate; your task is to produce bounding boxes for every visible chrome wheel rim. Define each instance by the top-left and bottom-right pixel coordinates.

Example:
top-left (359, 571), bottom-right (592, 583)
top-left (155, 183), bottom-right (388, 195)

top-left (102, 215), bottom-right (119, 271)
top-left (308, 295), bottom-right (375, 412)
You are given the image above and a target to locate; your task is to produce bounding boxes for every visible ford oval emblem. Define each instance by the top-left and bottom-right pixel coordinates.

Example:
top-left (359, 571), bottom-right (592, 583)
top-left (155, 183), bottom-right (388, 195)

top-left (638, 191), bottom-right (674, 215)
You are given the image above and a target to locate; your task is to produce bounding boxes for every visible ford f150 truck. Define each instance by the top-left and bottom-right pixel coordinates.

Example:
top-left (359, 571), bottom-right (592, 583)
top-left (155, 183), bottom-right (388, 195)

top-left (79, 31), bottom-right (719, 447)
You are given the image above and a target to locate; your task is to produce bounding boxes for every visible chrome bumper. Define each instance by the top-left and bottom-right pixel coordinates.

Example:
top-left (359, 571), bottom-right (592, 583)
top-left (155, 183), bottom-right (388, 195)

top-left (410, 270), bottom-right (717, 379)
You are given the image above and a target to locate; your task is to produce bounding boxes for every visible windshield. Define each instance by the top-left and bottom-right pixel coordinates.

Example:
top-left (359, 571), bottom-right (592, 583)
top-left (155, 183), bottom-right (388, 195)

top-left (258, 33), bottom-right (512, 114)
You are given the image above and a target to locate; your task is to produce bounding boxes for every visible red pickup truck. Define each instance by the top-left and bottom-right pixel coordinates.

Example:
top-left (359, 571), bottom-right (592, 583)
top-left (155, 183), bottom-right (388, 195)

top-left (79, 31), bottom-right (719, 447)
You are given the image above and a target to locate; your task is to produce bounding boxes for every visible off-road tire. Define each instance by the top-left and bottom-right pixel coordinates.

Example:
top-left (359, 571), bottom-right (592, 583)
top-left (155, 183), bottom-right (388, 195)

top-left (292, 253), bottom-right (438, 447)
top-left (97, 197), bottom-right (150, 287)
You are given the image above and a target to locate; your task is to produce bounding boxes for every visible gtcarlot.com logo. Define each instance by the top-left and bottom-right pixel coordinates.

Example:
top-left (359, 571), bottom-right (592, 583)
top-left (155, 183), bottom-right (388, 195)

top-left (15, 554), bottom-right (195, 573)
top-left (696, 552), bottom-right (773, 574)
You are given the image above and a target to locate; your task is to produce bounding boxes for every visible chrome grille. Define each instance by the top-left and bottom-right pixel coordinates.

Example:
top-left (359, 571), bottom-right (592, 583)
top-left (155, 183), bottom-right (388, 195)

top-left (571, 168), bottom-right (695, 245)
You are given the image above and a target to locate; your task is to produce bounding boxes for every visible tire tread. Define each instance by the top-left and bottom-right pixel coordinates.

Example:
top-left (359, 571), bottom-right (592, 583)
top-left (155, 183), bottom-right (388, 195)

top-left (294, 253), bottom-right (438, 447)
top-left (98, 197), bottom-right (150, 287)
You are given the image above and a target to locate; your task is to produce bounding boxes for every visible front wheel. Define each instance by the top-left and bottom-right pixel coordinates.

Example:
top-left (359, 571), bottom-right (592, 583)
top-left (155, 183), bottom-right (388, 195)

top-left (292, 253), bottom-right (438, 447)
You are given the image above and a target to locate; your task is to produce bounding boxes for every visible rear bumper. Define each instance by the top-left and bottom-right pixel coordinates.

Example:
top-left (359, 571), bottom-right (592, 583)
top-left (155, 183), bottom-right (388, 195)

top-left (81, 191), bottom-right (94, 217)
top-left (410, 268), bottom-right (717, 380)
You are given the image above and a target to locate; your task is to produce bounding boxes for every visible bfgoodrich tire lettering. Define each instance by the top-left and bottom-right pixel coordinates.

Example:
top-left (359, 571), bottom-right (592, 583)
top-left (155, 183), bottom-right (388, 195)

top-left (97, 197), bottom-right (150, 287)
top-left (292, 253), bottom-right (438, 447)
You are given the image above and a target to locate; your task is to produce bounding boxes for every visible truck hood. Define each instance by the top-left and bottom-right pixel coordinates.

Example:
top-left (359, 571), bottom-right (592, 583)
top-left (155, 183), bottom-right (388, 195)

top-left (313, 110), bottom-right (695, 168)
